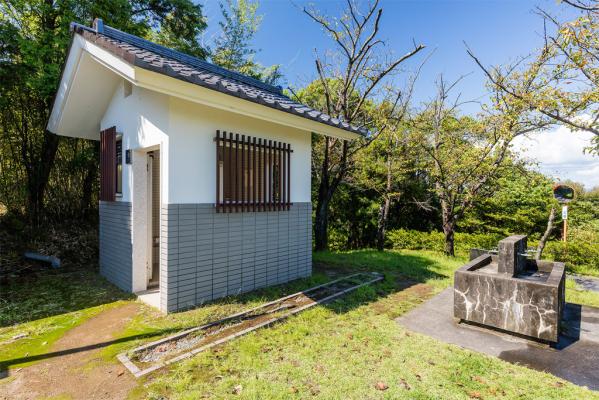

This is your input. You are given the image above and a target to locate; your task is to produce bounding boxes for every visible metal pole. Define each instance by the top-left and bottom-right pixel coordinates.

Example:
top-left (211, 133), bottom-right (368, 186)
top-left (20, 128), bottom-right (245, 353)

top-left (562, 205), bottom-right (568, 243)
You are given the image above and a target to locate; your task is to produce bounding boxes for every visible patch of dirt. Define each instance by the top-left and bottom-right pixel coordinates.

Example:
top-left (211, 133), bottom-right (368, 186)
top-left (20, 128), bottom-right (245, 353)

top-left (371, 280), bottom-right (433, 318)
top-left (1, 302), bottom-right (140, 400)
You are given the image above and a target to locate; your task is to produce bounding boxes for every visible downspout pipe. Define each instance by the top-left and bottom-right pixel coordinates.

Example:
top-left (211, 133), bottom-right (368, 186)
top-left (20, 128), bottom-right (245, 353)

top-left (24, 252), bottom-right (61, 269)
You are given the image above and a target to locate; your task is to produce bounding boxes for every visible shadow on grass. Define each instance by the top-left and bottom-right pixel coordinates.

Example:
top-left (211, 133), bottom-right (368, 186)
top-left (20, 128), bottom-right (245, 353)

top-left (190, 249), bottom-right (452, 319)
top-left (1, 249), bottom-right (454, 327)
top-left (0, 267), bottom-right (134, 327)
top-left (0, 249), bottom-right (457, 377)
top-left (0, 326), bottom-right (182, 379)
top-left (311, 249), bottom-right (451, 315)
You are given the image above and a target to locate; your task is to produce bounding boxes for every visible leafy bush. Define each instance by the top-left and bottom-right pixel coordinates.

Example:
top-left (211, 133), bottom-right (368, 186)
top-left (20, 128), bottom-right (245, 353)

top-left (545, 226), bottom-right (599, 275)
top-left (545, 241), bottom-right (599, 275)
top-left (386, 229), bottom-right (501, 256)
top-left (387, 228), bottom-right (599, 276)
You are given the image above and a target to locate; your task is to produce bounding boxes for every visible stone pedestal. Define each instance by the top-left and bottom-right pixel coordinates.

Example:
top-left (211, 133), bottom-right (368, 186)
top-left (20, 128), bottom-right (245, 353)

top-left (454, 235), bottom-right (566, 343)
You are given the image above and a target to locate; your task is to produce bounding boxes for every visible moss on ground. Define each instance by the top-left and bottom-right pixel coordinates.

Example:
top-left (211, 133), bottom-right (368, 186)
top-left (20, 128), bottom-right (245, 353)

top-left (0, 266), bottom-right (130, 372)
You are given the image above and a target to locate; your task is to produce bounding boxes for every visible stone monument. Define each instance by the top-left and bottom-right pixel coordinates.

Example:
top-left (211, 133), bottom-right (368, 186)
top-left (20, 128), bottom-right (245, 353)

top-left (454, 235), bottom-right (566, 343)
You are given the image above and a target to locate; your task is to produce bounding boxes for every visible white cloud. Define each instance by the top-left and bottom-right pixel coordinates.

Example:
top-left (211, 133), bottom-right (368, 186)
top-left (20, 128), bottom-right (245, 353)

top-left (512, 126), bottom-right (599, 190)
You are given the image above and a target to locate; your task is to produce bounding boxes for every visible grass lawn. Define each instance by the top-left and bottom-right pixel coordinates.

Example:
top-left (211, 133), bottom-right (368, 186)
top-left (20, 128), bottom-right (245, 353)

top-left (2, 249), bottom-right (599, 399)
top-left (0, 267), bottom-right (132, 370)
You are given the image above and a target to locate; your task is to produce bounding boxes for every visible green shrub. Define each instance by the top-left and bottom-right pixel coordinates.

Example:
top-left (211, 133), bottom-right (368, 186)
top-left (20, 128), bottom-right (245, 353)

top-left (387, 229), bottom-right (444, 252)
top-left (387, 228), bottom-right (599, 276)
top-left (544, 226), bottom-right (599, 275)
top-left (328, 228), bottom-right (348, 252)
top-left (386, 229), bottom-right (501, 256)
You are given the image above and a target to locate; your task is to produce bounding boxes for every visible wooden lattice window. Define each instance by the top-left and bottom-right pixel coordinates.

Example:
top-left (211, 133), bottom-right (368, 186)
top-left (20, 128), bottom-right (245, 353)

top-left (215, 130), bottom-right (291, 212)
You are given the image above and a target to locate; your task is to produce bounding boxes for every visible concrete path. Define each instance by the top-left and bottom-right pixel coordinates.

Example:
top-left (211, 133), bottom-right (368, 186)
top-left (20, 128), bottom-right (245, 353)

top-left (570, 274), bottom-right (599, 293)
top-left (397, 288), bottom-right (599, 391)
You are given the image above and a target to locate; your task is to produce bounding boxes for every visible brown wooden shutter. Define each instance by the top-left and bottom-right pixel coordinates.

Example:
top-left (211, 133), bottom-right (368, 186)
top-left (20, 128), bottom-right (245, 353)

top-left (100, 126), bottom-right (117, 202)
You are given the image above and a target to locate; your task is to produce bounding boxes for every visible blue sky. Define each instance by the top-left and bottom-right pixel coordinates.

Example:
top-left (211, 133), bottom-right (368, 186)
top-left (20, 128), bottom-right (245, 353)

top-left (200, 0), bottom-right (598, 188)
top-left (202, 0), bottom-right (578, 107)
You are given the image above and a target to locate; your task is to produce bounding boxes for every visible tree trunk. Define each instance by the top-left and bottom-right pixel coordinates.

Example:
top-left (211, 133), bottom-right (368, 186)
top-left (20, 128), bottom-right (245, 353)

top-left (314, 196), bottom-right (329, 251)
top-left (313, 139), bottom-right (348, 252)
top-left (26, 130), bottom-right (60, 224)
top-left (441, 198), bottom-right (455, 256)
top-left (80, 141), bottom-right (99, 218)
top-left (25, 4), bottom-right (60, 224)
top-left (376, 156), bottom-right (393, 251)
top-left (536, 205), bottom-right (556, 260)
top-left (314, 136), bottom-right (330, 252)
top-left (346, 190), bottom-right (361, 249)
top-left (439, 194), bottom-right (456, 256)
top-left (376, 196), bottom-right (390, 251)
top-left (443, 226), bottom-right (455, 256)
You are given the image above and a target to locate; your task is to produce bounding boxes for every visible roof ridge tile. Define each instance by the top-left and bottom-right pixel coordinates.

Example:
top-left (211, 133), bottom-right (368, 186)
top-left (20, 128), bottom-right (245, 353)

top-left (69, 20), bottom-right (369, 137)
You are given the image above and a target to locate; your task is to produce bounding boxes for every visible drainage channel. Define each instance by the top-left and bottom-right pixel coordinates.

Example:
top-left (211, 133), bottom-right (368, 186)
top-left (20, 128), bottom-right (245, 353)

top-left (118, 272), bottom-right (383, 377)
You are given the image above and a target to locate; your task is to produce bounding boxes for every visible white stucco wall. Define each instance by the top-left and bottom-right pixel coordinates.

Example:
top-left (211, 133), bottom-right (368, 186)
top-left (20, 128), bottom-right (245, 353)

top-left (101, 82), bottom-right (171, 292)
top-left (100, 81), bottom-right (313, 297)
top-left (101, 81), bottom-right (169, 203)
top-left (100, 81), bottom-right (312, 205)
top-left (167, 96), bottom-right (312, 204)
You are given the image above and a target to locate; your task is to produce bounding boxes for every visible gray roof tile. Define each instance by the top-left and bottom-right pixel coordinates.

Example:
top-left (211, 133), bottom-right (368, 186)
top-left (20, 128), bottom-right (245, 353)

top-left (70, 21), bottom-right (368, 137)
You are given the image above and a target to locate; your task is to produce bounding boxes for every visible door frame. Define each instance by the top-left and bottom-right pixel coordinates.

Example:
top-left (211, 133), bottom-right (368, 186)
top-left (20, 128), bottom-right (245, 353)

top-left (146, 152), bottom-right (154, 284)
top-left (131, 144), bottom-right (160, 294)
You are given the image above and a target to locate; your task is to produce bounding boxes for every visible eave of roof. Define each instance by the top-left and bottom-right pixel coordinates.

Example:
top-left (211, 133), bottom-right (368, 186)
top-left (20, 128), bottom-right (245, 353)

top-left (70, 19), bottom-right (369, 138)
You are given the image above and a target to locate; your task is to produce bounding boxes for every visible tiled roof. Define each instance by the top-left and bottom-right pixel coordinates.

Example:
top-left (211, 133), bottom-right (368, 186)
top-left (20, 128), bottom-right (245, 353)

top-left (70, 20), bottom-right (368, 137)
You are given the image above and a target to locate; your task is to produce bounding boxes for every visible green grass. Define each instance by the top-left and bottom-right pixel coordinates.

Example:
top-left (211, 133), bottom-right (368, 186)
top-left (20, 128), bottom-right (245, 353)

top-left (0, 267), bottom-right (131, 371)
top-left (0, 267), bottom-right (131, 326)
top-left (567, 263), bottom-right (599, 278)
top-left (2, 249), bottom-right (599, 399)
top-left (131, 250), bottom-right (597, 399)
top-left (567, 278), bottom-right (599, 307)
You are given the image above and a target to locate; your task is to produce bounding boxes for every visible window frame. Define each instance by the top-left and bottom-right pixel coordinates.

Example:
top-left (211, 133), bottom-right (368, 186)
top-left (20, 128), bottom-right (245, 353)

top-left (215, 130), bottom-right (291, 213)
top-left (115, 134), bottom-right (123, 196)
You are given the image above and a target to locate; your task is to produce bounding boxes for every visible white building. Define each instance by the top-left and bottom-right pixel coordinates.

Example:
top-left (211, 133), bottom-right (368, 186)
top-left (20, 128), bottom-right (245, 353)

top-left (48, 19), bottom-right (364, 312)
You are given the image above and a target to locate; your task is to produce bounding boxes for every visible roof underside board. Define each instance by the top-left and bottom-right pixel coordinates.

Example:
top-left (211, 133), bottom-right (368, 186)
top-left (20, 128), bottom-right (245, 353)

top-left (47, 36), bottom-right (121, 140)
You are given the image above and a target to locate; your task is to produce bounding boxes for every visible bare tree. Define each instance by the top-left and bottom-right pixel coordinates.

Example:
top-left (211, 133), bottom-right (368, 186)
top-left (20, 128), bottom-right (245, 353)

top-left (302, 0), bottom-right (424, 251)
top-left (536, 205), bottom-right (557, 259)
top-left (468, 1), bottom-right (599, 151)
top-left (561, 0), bottom-right (598, 12)
top-left (413, 75), bottom-right (551, 256)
